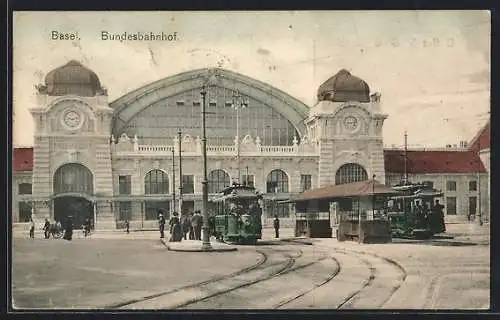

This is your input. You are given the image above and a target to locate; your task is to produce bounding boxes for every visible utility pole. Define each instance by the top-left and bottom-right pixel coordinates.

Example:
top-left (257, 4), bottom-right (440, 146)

top-left (477, 138), bottom-right (482, 225)
top-left (200, 85), bottom-right (212, 251)
top-left (403, 130), bottom-right (408, 185)
top-left (172, 148), bottom-right (176, 215)
top-left (178, 130), bottom-right (183, 215)
top-left (232, 90), bottom-right (248, 184)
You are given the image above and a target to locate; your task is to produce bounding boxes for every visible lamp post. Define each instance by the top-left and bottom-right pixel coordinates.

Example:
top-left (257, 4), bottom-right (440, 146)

top-left (172, 148), bottom-right (176, 215)
top-left (232, 90), bottom-right (248, 184)
top-left (178, 130), bottom-right (183, 215)
top-left (200, 85), bottom-right (212, 251)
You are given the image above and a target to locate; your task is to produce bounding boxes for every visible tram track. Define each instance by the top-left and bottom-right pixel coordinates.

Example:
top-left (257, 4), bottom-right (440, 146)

top-left (332, 248), bottom-right (407, 309)
top-left (112, 247), bottom-right (302, 309)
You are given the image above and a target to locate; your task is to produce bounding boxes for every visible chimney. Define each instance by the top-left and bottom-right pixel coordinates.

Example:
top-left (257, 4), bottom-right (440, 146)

top-left (446, 144), bottom-right (452, 148)
top-left (459, 141), bottom-right (468, 148)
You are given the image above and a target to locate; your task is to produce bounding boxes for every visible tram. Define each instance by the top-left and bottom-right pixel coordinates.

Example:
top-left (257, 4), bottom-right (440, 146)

top-left (387, 183), bottom-right (445, 239)
top-left (211, 183), bottom-right (263, 245)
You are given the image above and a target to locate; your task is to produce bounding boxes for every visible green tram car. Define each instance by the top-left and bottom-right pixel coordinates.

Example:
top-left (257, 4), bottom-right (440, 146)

top-left (387, 183), bottom-right (445, 239)
top-left (210, 184), bottom-right (263, 245)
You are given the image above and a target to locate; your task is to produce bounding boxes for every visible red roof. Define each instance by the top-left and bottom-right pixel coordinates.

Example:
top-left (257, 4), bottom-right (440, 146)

top-left (13, 147), bottom-right (33, 172)
top-left (468, 120), bottom-right (490, 151)
top-left (384, 149), bottom-right (486, 174)
top-left (292, 179), bottom-right (399, 202)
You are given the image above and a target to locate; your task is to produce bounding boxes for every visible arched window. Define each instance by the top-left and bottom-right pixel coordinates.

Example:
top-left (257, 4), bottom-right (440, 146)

top-left (53, 163), bottom-right (94, 195)
top-left (144, 170), bottom-right (169, 194)
top-left (335, 163), bottom-right (368, 185)
top-left (208, 170), bottom-right (230, 194)
top-left (267, 169), bottom-right (289, 193)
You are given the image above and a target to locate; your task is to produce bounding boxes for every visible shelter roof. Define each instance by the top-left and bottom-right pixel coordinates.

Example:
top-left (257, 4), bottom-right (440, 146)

top-left (291, 179), bottom-right (399, 202)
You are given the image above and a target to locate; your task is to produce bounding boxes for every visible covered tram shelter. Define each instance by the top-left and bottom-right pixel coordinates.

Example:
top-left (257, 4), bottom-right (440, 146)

top-left (289, 179), bottom-right (400, 243)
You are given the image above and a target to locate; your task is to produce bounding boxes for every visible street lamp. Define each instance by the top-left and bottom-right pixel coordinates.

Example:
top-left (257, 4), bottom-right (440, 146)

top-left (178, 130), bottom-right (183, 215)
top-left (200, 85), bottom-right (212, 251)
top-left (232, 90), bottom-right (249, 184)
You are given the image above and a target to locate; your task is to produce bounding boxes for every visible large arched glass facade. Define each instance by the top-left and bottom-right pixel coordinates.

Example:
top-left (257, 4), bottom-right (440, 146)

top-left (266, 169), bottom-right (289, 193)
top-left (335, 163), bottom-right (368, 185)
top-left (53, 163), bottom-right (94, 195)
top-left (122, 86), bottom-right (300, 146)
top-left (208, 169), bottom-right (230, 194)
top-left (144, 170), bottom-right (169, 194)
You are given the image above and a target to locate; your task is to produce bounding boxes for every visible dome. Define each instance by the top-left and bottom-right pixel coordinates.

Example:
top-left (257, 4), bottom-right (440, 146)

top-left (317, 69), bottom-right (370, 103)
top-left (43, 60), bottom-right (103, 97)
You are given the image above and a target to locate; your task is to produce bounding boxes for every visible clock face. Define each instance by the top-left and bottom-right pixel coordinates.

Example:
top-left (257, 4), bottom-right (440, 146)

top-left (63, 110), bottom-right (82, 129)
top-left (344, 116), bottom-right (358, 131)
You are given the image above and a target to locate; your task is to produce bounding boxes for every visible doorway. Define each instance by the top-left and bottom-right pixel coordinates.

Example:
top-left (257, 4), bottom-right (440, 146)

top-left (54, 196), bottom-right (94, 229)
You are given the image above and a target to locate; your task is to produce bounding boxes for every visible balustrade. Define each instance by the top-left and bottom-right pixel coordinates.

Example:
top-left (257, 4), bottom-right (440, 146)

top-left (111, 133), bottom-right (318, 157)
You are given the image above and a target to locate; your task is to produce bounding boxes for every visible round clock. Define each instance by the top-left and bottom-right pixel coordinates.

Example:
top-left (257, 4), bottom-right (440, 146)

top-left (344, 116), bottom-right (358, 131)
top-left (63, 110), bottom-right (83, 129)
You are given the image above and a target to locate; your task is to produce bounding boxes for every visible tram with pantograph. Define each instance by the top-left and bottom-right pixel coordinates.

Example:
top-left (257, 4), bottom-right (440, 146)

top-left (210, 183), bottom-right (263, 245)
top-left (387, 182), bottom-right (446, 239)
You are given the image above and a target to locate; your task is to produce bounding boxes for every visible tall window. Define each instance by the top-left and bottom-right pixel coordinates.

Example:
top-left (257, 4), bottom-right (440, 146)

top-left (446, 181), bottom-right (457, 191)
top-left (267, 169), bottom-right (289, 193)
top-left (446, 197), bottom-right (457, 215)
top-left (266, 202), bottom-right (290, 218)
top-left (53, 163), bottom-right (94, 195)
top-left (300, 174), bottom-right (312, 192)
top-left (145, 201), bottom-right (170, 220)
top-left (144, 170), bottom-right (169, 194)
top-left (242, 175), bottom-right (254, 188)
top-left (119, 202), bottom-right (132, 221)
top-left (182, 175), bottom-right (194, 194)
top-left (469, 196), bottom-right (477, 217)
top-left (208, 170), bottom-right (230, 193)
top-left (19, 201), bottom-right (32, 222)
top-left (18, 183), bottom-right (32, 195)
top-left (469, 180), bottom-right (477, 192)
top-left (335, 163), bottom-right (368, 185)
top-left (119, 175), bottom-right (132, 195)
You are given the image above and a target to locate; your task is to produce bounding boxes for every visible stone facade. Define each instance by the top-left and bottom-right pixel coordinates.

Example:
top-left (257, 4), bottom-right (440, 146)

top-left (12, 61), bottom-right (490, 230)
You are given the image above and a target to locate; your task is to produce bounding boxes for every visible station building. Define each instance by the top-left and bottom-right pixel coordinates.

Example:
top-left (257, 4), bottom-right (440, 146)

top-left (12, 60), bottom-right (490, 230)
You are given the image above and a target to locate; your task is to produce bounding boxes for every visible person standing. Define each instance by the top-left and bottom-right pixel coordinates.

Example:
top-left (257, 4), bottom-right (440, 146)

top-left (29, 218), bottom-right (35, 239)
top-left (63, 215), bottom-right (73, 241)
top-left (158, 213), bottom-right (166, 239)
top-left (181, 213), bottom-right (190, 240)
top-left (43, 219), bottom-right (51, 239)
top-left (125, 220), bottom-right (130, 234)
top-left (188, 212), bottom-right (195, 240)
top-left (273, 215), bottom-right (280, 239)
top-left (433, 199), bottom-right (446, 234)
top-left (191, 210), bottom-right (202, 240)
top-left (169, 212), bottom-right (182, 242)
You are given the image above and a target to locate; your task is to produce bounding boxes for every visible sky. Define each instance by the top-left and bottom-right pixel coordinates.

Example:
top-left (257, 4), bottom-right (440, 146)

top-left (12, 11), bottom-right (490, 148)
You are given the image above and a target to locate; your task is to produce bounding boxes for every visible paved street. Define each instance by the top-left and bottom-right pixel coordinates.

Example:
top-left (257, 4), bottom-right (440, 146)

top-left (12, 224), bottom-right (489, 310)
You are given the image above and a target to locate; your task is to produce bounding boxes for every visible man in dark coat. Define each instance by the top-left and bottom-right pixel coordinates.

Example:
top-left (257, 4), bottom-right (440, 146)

top-left (273, 215), bottom-right (280, 239)
top-left (158, 212), bottom-right (166, 239)
top-left (63, 215), bottom-right (73, 241)
top-left (43, 219), bottom-right (51, 239)
top-left (181, 213), bottom-right (190, 240)
top-left (433, 200), bottom-right (446, 234)
top-left (191, 210), bottom-right (203, 240)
